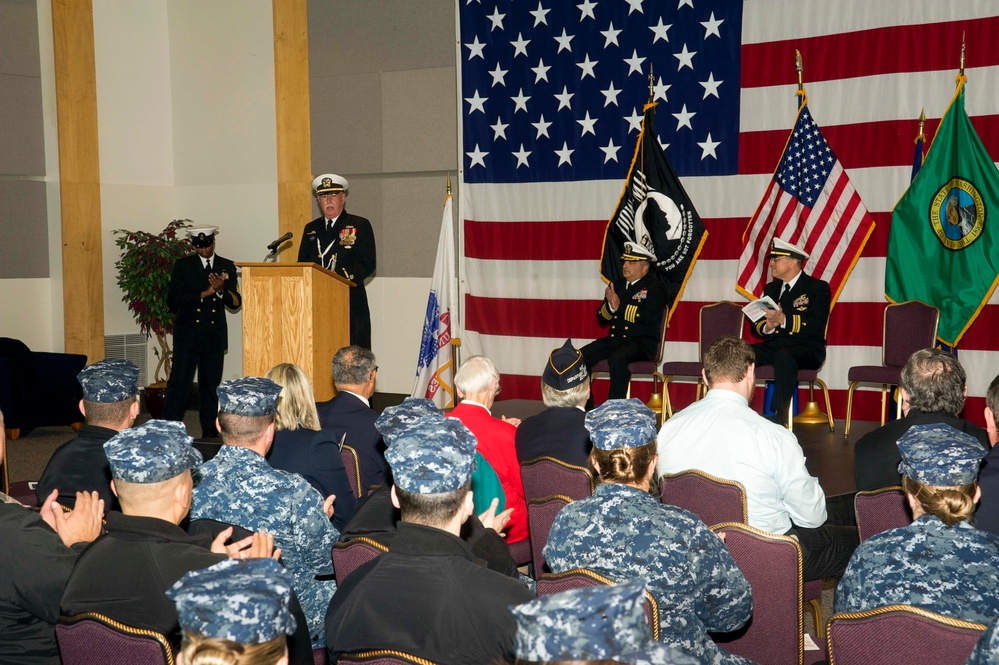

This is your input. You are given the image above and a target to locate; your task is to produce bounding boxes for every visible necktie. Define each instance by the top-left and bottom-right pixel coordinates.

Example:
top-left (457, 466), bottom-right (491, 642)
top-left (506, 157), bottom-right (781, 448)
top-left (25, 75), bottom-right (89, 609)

top-left (205, 260), bottom-right (212, 274)
top-left (780, 283), bottom-right (791, 306)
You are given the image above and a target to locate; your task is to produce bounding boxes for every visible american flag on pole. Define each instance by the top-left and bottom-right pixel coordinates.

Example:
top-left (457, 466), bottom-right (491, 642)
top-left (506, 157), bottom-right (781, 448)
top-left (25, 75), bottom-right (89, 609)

top-left (457, 0), bottom-right (999, 419)
top-left (412, 191), bottom-right (457, 408)
top-left (735, 102), bottom-right (876, 306)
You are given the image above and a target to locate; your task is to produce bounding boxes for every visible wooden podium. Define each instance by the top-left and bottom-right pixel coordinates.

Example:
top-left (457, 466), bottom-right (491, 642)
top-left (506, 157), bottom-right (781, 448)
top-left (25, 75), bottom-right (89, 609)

top-left (237, 262), bottom-right (353, 401)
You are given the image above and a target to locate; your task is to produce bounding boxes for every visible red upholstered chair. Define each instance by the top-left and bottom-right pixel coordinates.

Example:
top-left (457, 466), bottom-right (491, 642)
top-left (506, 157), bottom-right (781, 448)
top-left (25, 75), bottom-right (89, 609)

top-left (6, 480), bottom-right (38, 507)
top-left (340, 444), bottom-right (363, 498)
top-left (314, 647), bottom-right (329, 664)
top-left (710, 523), bottom-right (818, 664)
top-left (659, 470), bottom-right (748, 527)
top-left (537, 568), bottom-right (660, 640)
top-left (660, 301), bottom-right (745, 418)
top-left (843, 300), bottom-right (940, 438)
top-left (56, 612), bottom-right (174, 665)
top-left (338, 650), bottom-right (437, 664)
top-left (526, 494), bottom-right (572, 576)
top-left (826, 605), bottom-right (985, 665)
top-left (332, 537), bottom-right (388, 585)
top-left (520, 456), bottom-right (594, 503)
top-left (855, 486), bottom-right (912, 543)
top-left (590, 304), bottom-right (669, 424)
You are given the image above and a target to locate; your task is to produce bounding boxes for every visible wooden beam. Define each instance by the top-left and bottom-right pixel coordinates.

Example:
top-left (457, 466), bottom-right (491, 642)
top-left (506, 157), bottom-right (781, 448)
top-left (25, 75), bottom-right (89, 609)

top-left (272, 0), bottom-right (314, 262)
top-left (51, 0), bottom-right (104, 362)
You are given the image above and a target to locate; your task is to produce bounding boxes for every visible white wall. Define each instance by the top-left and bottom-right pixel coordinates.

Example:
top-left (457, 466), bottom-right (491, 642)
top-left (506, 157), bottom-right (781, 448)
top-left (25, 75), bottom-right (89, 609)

top-left (167, 0), bottom-right (278, 382)
top-left (23, 0), bottom-right (436, 394)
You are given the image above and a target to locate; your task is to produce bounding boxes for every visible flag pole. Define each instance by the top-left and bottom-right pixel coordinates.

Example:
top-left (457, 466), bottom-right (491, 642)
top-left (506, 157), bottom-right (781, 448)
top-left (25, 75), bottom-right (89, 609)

top-left (447, 175), bottom-right (461, 373)
top-left (791, 49), bottom-right (830, 427)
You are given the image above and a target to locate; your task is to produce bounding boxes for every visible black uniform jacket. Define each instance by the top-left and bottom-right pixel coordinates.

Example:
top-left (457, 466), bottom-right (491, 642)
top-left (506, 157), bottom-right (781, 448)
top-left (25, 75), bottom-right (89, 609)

top-left (0, 501), bottom-right (83, 665)
top-left (166, 253), bottom-right (240, 353)
top-left (597, 272), bottom-right (669, 358)
top-left (324, 522), bottom-right (534, 665)
top-left (515, 407), bottom-right (592, 468)
top-left (35, 424), bottom-right (118, 510)
top-left (754, 272), bottom-right (831, 355)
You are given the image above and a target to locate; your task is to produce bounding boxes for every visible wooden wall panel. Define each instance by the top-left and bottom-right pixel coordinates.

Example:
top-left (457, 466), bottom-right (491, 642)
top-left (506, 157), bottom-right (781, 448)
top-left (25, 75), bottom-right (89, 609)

top-left (51, 0), bottom-right (104, 362)
top-left (272, 0), bottom-right (314, 262)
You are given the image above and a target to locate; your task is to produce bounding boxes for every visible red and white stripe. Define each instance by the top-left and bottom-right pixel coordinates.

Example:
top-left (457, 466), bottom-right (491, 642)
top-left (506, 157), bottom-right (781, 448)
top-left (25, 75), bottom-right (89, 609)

top-left (458, 1), bottom-right (999, 423)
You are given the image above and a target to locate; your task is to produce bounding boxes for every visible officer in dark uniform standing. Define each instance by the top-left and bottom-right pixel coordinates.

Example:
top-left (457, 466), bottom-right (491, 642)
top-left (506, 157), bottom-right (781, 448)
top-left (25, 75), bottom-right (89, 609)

top-left (162, 226), bottom-right (240, 438)
top-left (298, 174), bottom-right (376, 349)
top-left (580, 242), bottom-right (669, 402)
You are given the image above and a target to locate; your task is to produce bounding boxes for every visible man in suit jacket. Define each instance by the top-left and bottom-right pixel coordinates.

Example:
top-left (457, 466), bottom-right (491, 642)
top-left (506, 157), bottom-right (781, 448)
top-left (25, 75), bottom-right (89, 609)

top-left (298, 174), bottom-right (376, 349)
top-left (162, 226), bottom-right (240, 438)
top-left (752, 238), bottom-right (831, 423)
top-left (317, 346), bottom-right (389, 493)
top-left (854, 348), bottom-right (988, 491)
top-left (515, 339), bottom-right (592, 468)
top-left (581, 242), bottom-right (669, 401)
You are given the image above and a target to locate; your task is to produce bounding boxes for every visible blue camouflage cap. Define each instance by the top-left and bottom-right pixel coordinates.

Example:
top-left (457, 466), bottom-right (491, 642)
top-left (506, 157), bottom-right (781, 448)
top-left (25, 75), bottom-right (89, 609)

top-left (897, 423), bottom-right (986, 486)
top-left (166, 558), bottom-right (297, 645)
top-left (104, 419), bottom-right (202, 483)
top-left (585, 399), bottom-right (658, 450)
top-left (384, 416), bottom-right (477, 494)
top-left (374, 397), bottom-right (443, 444)
top-left (217, 377), bottom-right (281, 417)
top-left (78, 359), bottom-right (139, 403)
top-left (511, 580), bottom-right (652, 661)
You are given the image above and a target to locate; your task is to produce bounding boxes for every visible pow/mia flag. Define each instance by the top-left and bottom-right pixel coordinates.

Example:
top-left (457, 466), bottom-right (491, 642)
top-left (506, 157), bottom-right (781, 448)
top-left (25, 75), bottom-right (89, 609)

top-left (600, 101), bottom-right (707, 318)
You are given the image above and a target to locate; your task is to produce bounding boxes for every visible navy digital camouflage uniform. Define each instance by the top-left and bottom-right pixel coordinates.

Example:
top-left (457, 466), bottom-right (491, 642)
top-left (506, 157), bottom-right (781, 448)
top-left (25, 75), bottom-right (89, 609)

top-left (968, 616), bottom-right (999, 665)
top-left (168, 558), bottom-right (297, 646)
top-left (511, 579), bottom-right (697, 665)
top-left (835, 424), bottom-right (999, 624)
top-left (189, 377), bottom-right (339, 646)
top-left (543, 399), bottom-right (752, 665)
top-left (190, 445), bottom-right (337, 645)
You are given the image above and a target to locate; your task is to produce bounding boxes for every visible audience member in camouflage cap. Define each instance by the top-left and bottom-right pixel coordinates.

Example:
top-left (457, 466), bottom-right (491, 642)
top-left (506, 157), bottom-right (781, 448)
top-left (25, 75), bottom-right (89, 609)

top-left (835, 425), bottom-right (999, 624)
top-left (545, 395), bottom-right (752, 664)
top-left (515, 340), bottom-right (592, 468)
top-left (104, 419), bottom-right (202, 484)
top-left (897, 423), bottom-right (986, 487)
top-left (192, 375), bottom-right (339, 647)
top-left (585, 398), bottom-right (657, 451)
top-left (35, 359), bottom-right (142, 509)
top-left (374, 397), bottom-right (443, 442)
top-left (78, 358), bottom-right (140, 402)
top-left (217, 376), bottom-right (282, 417)
top-left (62, 417), bottom-right (284, 650)
top-left (168, 558), bottom-right (297, 659)
top-left (511, 580), bottom-right (698, 665)
top-left (384, 417), bottom-right (477, 494)
top-left (325, 411), bottom-right (535, 665)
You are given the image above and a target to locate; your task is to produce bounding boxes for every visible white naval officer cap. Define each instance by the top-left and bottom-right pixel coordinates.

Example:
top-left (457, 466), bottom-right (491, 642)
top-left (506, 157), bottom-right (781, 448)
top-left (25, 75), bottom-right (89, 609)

top-left (313, 174), bottom-right (348, 195)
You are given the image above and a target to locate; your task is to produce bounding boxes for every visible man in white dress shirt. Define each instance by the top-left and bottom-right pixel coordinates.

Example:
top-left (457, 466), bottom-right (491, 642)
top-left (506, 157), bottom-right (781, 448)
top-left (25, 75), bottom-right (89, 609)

top-left (657, 336), bottom-right (857, 581)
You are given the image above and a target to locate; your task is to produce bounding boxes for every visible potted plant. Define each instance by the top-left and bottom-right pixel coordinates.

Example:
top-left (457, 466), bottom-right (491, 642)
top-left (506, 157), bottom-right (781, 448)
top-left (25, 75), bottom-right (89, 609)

top-left (113, 219), bottom-right (193, 417)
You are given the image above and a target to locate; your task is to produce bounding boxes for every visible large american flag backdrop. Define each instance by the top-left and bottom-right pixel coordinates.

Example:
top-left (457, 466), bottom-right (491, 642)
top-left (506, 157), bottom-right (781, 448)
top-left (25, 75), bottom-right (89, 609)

top-left (457, 0), bottom-right (999, 422)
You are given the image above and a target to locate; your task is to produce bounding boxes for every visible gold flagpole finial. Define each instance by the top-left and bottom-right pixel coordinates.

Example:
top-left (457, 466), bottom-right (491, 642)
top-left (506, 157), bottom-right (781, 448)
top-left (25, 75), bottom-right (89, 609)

top-left (918, 109), bottom-right (926, 134)
top-left (647, 65), bottom-right (655, 105)
top-left (960, 32), bottom-right (966, 76)
top-left (794, 50), bottom-right (807, 108)
top-left (446, 174), bottom-right (452, 196)
top-left (795, 50), bottom-right (803, 93)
